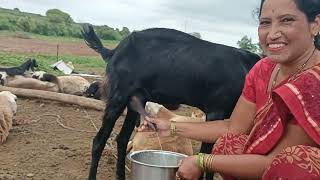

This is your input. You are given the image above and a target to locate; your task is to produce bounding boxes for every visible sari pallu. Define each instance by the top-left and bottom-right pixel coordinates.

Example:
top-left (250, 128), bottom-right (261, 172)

top-left (212, 65), bottom-right (320, 179)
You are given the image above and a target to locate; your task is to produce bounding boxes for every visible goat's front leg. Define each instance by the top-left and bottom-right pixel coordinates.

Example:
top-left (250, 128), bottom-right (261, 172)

top-left (88, 103), bottom-right (125, 180)
top-left (116, 108), bottom-right (138, 180)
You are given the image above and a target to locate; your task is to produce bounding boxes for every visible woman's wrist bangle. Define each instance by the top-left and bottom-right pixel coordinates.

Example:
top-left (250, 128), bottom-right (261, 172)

top-left (170, 120), bottom-right (177, 136)
top-left (203, 154), bottom-right (215, 172)
top-left (196, 153), bottom-right (205, 171)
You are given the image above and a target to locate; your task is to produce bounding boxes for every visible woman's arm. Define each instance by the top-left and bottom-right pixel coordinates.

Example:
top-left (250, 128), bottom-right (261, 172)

top-left (178, 121), bottom-right (319, 179)
top-left (171, 96), bottom-right (256, 143)
top-left (140, 96), bottom-right (256, 142)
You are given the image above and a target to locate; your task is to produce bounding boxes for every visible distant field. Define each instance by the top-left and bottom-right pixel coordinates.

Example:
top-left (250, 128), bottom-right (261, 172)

top-left (0, 30), bottom-right (119, 48)
top-left (0, 30), bottom-right (119, 75)
top-left (0, 52), bottom-right (106, 75)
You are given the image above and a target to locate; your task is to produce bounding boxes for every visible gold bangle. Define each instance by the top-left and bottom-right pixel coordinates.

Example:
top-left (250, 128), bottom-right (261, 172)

top-left (170, 120), bottom-right (177, 136)
top-left (204, 154), bottom-right (215, 172)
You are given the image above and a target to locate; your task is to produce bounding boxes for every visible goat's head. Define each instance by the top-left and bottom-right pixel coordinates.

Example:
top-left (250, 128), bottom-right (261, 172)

top-left (31, 59), bottom-right (38, 71)
top-left (0, 91), bottom-right (17, 114)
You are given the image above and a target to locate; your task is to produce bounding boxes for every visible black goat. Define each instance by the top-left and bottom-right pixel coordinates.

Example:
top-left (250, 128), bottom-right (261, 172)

top-left (0, 58), bottom-right (38, 76)
top-left (84, 74), bottom-right (181, 110)
top-left (82, 24), bottom-right (261, 180)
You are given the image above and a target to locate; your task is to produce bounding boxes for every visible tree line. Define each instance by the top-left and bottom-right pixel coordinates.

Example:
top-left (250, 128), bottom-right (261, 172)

top-left (0, 7), bottom-right (130, 41)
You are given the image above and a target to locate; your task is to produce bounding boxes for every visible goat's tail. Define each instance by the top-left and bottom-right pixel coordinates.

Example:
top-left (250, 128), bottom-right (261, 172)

top-left (81, 23), bottom-right (113, 62)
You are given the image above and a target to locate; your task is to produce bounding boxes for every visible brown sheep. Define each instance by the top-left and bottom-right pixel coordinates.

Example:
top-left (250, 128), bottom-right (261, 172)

top-left (5, 76), bottom-right (60, 92)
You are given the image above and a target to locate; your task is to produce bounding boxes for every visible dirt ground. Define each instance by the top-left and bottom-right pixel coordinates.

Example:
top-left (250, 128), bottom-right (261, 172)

top-left (0, 36), bottom-right (202, 180)
top-left (0, 36), bottom-right (98, 57)
top-left (0, 98), bottom-right (195, 180)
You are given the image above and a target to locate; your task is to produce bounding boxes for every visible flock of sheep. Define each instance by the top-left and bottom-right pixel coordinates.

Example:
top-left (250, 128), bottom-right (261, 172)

top-left (0, 58), bottom-right (205, 156)
top-left (0, 58), bottom-right (97, 144)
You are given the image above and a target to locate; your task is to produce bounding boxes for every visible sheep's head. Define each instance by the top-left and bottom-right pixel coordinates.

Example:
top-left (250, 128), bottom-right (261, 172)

top-left (0, 74), bottom-right (2, 85)
top-left (0, 72), bottom-right (8, 85)
top-left (31, 71), bottom-right (46, 80)
top-left (84, 81), bottom-right (101, 98)
top-left (0, 91), bottom-right (17, 114)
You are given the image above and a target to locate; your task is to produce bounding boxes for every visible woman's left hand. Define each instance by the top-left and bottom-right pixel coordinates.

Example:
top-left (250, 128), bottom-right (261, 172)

top-left (176, 156), bottom-right (203, 180)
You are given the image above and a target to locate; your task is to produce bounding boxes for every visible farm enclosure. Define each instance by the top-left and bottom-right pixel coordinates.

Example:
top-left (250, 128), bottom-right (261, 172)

top-left (0, 35), bottom-right (199, 180)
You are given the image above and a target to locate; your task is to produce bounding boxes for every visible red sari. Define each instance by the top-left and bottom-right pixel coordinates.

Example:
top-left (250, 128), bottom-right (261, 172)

top-left (212, 58), bottom-right (320, 179)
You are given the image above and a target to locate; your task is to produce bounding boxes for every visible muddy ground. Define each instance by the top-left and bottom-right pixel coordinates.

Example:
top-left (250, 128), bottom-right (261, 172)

top-left (0, 98), bottom-right (195, 180)
top-left (0, 36), bottom-right (202, 180)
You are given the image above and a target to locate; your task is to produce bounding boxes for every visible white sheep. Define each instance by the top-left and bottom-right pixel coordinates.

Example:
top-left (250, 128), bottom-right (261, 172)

top-left (33, 72), bottom-right (90, 95)
top-left (0, 91), bottom-right (17, 144)
top-left (6, 77), bottom-right (60, 92)
top-left (58, 76), bottom-right (90, 95)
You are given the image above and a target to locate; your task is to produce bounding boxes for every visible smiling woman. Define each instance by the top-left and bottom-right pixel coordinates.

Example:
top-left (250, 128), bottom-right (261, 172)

top-left (139, 0), bottom-right (320, 179)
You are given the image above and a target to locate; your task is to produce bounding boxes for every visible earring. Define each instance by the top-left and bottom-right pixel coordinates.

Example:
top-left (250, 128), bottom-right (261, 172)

top-left (313, 33), bottom-right (318, 42)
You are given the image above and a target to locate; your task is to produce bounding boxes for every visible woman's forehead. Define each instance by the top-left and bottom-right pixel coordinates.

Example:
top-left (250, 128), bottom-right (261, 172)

top-left (261, 0), bottom-right (300, 17)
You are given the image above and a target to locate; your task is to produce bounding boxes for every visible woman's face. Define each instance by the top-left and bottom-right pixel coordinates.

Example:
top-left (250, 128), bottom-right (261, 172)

top-left (258, 0), bottom-right (318, 64)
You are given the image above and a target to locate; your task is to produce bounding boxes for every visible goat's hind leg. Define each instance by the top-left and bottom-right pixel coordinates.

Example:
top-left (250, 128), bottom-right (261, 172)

top-left (88, 100), bottom-right (126, 180)
top-left (116, 94), bottom-right (148, 179)
top-left (116, 108), bottom-right (139, 180)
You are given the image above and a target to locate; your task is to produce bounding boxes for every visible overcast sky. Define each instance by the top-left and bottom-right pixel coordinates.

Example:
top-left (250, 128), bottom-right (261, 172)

top-left (0, 0), bottom-right (261, 47)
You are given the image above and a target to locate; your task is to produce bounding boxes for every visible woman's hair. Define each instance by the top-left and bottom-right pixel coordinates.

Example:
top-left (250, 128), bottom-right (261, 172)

top-left (259, 0), bottom-right (320, 49)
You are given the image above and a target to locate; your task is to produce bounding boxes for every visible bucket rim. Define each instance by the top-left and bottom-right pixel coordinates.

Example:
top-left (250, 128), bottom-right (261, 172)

top-left (127, 150), bottom-right (188, 168)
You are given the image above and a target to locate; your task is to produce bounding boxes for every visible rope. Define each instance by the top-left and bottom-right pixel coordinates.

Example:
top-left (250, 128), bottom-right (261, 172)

top-left (35, 112), bottom-right (131, 173)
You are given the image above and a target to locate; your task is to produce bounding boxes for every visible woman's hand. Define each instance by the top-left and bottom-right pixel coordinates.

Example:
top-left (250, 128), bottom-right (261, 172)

top-left (137, 116), bottom-right (171, 136)
top-left (176, 156), bottom-right (202, 180)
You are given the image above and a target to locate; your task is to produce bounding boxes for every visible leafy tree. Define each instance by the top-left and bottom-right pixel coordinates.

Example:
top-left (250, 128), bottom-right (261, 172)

top-left (237, 35), bottom-right (261, 54)
top-left (0, 18), bottom-right (11, 30)
top-left (120, 27), bottom-right (130, 37)
top-left (33, 21), bottom-right (46, 35)
top-left (0, 7), bottom-right (130, 40)
top-left (17, 17), bottom-right (36, 32)
top-left (46, 9), bottom-right (73, 24)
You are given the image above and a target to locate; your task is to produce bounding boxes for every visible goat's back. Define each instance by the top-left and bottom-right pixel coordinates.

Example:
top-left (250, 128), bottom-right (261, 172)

top-left (107, 28), bottom-right (260, 115)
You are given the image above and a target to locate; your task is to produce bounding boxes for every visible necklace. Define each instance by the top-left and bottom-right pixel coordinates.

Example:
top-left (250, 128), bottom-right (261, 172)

top-left (271, 47), bottom-right (316, 90)
top-left (261, 47), bottom-right (317, 117)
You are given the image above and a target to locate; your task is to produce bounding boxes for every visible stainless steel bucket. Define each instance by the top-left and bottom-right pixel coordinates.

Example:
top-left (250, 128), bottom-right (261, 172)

top-left (127, 150), bottom-right (188, 180)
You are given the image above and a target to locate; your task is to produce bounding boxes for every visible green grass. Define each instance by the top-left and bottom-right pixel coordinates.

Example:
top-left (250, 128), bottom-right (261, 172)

top-left (0, 52), bottom-right (106, 75)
